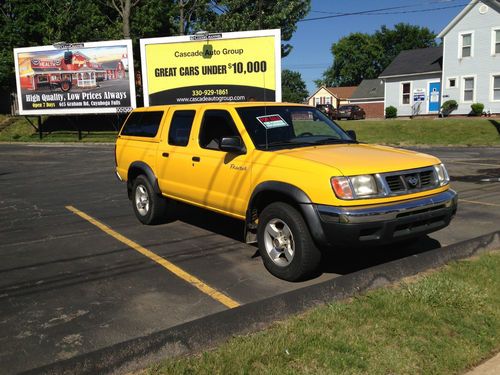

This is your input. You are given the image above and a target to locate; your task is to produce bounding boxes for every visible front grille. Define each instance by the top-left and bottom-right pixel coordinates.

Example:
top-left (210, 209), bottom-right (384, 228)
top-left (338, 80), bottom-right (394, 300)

top-left (420, 170), bottom-right (434, 187)
top-left (382, 167), bottom-right (438, 195)
top-left (385, 175), bottom-right (405, 192)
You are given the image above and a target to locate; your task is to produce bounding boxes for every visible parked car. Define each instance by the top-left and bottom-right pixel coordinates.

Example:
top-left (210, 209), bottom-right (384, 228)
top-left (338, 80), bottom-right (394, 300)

top-left (336, 105), bottom-right (366, 120)
top-left (316, 104), bottom-right (336, 120)
top-left (115, 102), bottom-right (457, 281)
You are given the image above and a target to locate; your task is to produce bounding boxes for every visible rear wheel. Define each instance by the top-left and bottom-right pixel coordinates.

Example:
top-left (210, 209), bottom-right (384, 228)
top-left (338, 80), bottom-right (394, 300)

top-left (257, 202), bottom-right (321, 281)
top-left (132, 175), bottom-right (167, 225)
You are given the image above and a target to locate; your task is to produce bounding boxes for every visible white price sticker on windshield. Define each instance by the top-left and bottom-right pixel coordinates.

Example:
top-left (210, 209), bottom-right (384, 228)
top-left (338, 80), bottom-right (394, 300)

top-left (256, 114), bottom-right (289, 129)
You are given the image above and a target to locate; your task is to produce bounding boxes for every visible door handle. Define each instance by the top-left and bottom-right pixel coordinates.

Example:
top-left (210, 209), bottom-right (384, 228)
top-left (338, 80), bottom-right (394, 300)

top-left (162, 152), bottom-right (169, 158)
top-left (192, 156), bottom-right (200, 162)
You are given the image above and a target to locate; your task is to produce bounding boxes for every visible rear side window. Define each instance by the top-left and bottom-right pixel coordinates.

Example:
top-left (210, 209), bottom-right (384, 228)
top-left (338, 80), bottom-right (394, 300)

top-left (168, 110), bottom-right (195, 146)
top-left (120, 111), bottom-right (164, 137)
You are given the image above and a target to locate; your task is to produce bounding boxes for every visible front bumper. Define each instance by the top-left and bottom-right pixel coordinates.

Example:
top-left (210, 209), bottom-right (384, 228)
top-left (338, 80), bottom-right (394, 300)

top-left (310, 190), bottom-right (458, 247)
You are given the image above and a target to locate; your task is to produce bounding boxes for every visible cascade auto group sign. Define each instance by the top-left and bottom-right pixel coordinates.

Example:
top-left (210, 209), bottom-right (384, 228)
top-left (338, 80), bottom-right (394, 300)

top-left (14, 40), bottom-right (136, 115)
top-left (140, 29), bottom-right (281, 106)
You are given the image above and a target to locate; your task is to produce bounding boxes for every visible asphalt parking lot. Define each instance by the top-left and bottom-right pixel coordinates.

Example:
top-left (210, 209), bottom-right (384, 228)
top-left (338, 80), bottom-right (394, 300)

top-left (0, 143), bottom-right (499, 374)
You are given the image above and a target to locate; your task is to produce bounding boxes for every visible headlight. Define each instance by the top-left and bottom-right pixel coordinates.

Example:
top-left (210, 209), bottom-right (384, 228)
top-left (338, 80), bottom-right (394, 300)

top-left (434, 163), bottom-right (450, 186)
top-left (331, 175), bottom-right (378, 199)
top-left (351, 175), bottom-right (378, 197)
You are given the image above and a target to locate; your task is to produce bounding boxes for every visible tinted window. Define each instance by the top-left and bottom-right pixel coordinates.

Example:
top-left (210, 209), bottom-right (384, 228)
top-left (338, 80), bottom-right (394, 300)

top-left (168, 110), bottom-right (195, 146)
top-left (199, 110), bottom-right (239, 150)
top-left (121, 111), bottom-right (164, 137)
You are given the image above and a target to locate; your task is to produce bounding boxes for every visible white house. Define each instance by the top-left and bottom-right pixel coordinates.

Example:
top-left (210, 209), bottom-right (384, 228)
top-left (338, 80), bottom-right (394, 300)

top-left (438, 0), bottom-right (500, 115)
top-left (379, 47), bottom-right (443, 117)
top-left (381, 0), bottom-right (500, 117)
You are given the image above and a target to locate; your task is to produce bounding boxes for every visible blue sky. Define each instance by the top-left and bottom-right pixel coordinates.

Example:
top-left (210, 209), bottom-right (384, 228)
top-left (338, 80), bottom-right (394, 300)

top-left (282, 0), bottom-right (470, 94)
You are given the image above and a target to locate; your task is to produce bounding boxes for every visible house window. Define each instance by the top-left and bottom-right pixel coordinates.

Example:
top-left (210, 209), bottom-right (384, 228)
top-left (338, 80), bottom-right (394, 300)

top-left (325, 96), bottom-right (332, 104)
top-left (495, 29), bottom-right (500, 54)
top-left (461, 33), bottom-right (472, 58)
top-left (315, 97), bottom-right (321, 106)
top-left (463, 77), bottom-right (474, 102)
top-left (447, 78), bottom-right (457, 88)
top-left (402, 82), bottom-right (411, 105)
top-left (493, 75), bottom-right (500, 101)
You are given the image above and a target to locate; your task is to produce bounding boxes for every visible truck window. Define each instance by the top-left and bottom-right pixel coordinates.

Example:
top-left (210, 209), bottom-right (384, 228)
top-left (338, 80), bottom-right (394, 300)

top-left (199, 110), bottom-right (240, 150)
top-left (168, 110), bottom-right (196, 146)
top-left (120, 111), bottom-right (164, 138)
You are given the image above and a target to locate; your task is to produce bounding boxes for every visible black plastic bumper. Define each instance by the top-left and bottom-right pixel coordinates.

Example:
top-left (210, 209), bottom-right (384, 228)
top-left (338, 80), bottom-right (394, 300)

top-left (302, 190), bottom-right (458, 247)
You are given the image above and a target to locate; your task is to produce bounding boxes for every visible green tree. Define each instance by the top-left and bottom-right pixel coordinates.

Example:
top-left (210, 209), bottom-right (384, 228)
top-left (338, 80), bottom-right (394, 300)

top-left (200, 0), bottom-right (310, 57)
top-left (375, 23), bottom-right (437, 70)
top-left (316, 33), bottom-right (384, 87)
top-left (282, 69), bottom-right (308, 103)
top-left (316, 23), bottom-right (437, 87)
top-left (0, 0), bottom-right (117, 91)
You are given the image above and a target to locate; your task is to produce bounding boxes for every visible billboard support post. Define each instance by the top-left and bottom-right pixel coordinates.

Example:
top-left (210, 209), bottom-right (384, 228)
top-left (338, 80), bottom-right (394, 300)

top-left (38, 116), bottom-right (42, 140)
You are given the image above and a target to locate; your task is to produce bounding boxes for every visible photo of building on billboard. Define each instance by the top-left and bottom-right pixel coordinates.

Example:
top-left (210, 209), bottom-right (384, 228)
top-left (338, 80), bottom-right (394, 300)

top-left (140, 29), bottom-right (281, 106)
top-left (14, 40), bottom-right (136, 115)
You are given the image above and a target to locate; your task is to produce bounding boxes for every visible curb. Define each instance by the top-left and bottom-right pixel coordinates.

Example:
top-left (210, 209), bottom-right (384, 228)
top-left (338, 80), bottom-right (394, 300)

top-left (21, 230), bottom-right (500, 375)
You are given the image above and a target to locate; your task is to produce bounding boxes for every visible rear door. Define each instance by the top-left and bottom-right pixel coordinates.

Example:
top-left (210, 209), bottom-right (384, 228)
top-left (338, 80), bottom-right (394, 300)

top-left (156, 107), bottom-right (198, 200)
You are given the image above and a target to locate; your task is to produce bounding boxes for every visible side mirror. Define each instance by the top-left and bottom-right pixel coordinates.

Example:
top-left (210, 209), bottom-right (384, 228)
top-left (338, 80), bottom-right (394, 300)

top-left (220, 136), bottom-right (246, 154)
top-left (346, 130), bottom-right (357, 141)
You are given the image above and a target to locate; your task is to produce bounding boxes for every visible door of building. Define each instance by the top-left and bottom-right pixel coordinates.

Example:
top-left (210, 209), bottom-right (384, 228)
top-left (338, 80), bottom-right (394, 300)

top-left (429, 82), bottom-right (441, 112)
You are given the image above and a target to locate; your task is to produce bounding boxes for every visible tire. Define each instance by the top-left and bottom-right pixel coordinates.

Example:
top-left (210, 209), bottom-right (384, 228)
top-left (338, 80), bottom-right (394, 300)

top-left (257, 202), bottom-right (322, 281)
top-left (131, 175), bottom-right (167, 225)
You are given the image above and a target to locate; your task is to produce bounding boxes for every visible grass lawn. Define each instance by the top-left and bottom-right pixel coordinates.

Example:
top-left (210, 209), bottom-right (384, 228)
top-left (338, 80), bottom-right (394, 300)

top-left (147, 250), bottom-right (500, 375)
top-left (0, 116), bottom-right (118, 143)
top-left (343, 117), bottom-right (500, 146)
top-left (1, 116), bottom-right (499, 145)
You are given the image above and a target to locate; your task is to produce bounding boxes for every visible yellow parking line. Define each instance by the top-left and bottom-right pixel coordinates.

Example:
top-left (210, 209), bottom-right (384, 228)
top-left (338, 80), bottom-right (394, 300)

top-left (66, 206), bottom-right (240, 309)
top-left (460, 199), bottom-right (500, 207)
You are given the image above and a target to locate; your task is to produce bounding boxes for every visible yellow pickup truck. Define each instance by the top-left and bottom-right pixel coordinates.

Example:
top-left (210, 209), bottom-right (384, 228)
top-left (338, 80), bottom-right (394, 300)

top-left (115, 102), bottom-right (457, 281)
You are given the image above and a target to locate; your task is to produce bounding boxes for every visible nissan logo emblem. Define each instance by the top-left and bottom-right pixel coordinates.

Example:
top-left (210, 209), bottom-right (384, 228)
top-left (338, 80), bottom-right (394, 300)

top-left (407, 176), bottom-right (419, 187)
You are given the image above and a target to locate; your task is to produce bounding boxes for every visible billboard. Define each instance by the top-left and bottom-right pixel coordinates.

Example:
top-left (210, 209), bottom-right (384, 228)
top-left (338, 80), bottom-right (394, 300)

top-left (140, 29), bottom-right (281, 106)
top-left (14, 40), bottom-right (136, 115)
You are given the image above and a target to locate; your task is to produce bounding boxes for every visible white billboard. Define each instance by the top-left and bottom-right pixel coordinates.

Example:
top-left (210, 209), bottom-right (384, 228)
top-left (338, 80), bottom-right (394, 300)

top-left (14, 40), bottom-right (136, 115)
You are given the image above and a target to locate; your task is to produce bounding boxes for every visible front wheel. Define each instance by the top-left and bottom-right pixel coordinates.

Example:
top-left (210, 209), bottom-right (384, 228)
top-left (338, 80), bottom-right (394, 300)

top-left (132, 175), bottom-right (167, 225)
top-left (257, 202), bottom-right (322, 281)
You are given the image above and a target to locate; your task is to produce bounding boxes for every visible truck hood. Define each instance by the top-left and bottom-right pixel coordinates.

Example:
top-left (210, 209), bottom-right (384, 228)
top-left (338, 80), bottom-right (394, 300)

top-left (276, 143), bottom-right (440, 176)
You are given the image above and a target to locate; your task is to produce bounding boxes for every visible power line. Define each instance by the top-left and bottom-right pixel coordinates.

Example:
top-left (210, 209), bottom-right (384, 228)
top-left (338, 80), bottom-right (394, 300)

top-left (300, 3), bottom-right (468, 22)
top-left (309, 0), bottom-right (463, 16)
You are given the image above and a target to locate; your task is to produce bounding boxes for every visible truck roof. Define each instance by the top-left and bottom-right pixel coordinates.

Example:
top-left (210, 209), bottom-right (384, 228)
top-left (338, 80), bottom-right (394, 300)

top-left (131, 102), bottom-right (310, 112)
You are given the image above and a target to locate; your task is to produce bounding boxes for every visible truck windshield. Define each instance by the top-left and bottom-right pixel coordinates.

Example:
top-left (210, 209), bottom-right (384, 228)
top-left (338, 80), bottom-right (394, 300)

top-left (236, 106), bottom-right (355, 150)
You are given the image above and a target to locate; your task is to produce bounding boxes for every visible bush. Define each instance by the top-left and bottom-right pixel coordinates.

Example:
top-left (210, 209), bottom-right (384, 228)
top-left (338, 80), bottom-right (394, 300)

top-left (441, 100), bottom-right (458, 117)
top-left (385, 106), bottom-right (397, 118)
top-left (470, 103), bottom-right (484, 116)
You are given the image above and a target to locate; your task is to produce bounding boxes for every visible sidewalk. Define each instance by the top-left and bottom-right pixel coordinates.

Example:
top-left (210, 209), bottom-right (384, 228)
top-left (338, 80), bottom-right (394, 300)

top-left (465, 352), bottom-right (500, 375)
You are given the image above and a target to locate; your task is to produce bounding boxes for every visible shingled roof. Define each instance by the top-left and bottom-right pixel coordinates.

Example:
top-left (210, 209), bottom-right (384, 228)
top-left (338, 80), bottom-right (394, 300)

top-left (378, 46), bottom-right (443, 78)
top-left (351, 79), bottom-right (384, 100)
top-left (326, 86), bottom-right (357, 99)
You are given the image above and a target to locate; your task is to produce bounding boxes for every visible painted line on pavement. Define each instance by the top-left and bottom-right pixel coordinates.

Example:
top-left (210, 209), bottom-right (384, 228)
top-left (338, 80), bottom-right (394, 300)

top-left (460, 199), bottom-right (500, 208)
top-left (447, 160), bottom-right (500, 168)
top-left (66, 205), bottom-right (240, 309)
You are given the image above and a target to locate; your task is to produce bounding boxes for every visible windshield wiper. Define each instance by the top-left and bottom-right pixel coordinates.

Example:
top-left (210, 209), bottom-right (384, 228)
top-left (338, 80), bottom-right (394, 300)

top-left (261, 140), bottom-right (317, 149)
top-left (312, 137), bottom-right (358, 145)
